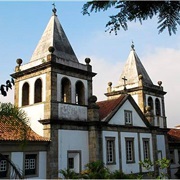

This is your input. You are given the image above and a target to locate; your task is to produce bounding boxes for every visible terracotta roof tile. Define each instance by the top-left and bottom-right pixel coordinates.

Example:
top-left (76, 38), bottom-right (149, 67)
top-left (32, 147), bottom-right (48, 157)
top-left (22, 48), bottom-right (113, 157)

top-left (0, 116), bottom-right (49, 142)
top-left (97, 95), bottom-right (126, 121)
top-left (168, 129), bottom-right (180, 142)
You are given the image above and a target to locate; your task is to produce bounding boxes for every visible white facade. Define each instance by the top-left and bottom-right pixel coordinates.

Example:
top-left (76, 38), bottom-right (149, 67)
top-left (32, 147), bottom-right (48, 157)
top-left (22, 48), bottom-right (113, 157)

top-left (109, 100), bottom-right (146, 127)
top-left (58, 129), bottom-right (89, 178)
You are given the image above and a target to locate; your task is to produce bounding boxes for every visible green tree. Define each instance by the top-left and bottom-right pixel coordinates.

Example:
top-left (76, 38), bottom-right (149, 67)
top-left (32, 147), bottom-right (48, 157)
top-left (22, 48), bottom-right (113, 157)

top-left (0, 102), bottom-right (30, 179)
top-left (82, 0), bottom-right (180, 36)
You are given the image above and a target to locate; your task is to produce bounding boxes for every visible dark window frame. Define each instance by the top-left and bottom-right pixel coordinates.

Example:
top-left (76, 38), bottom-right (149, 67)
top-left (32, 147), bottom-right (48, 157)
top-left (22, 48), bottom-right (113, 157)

top-left (124, 110), bottom-right (133, 125)
top-left (0, 154), bottom-right (10, 178)
top-left (34, 78), bottom-right (42, 103)
top-left (24, 153), bottom-right (38, 178)
top-left (125, 137), bottom-right (135, 163)
top-left (61, 77), bottom-right (71, 103)
top-left (22, 82), bottom-right (30, 106)
top-left (106, 137), bottom-right (116, 164)
top-left (143, 138), bottom-right (150, 160)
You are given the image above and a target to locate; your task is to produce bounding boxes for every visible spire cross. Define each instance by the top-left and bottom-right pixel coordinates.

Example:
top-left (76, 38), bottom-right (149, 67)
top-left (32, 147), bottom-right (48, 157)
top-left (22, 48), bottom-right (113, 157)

top-left (52, 3), bottom-right (57, 15)
top-left (122, 76), bottom-right (127, 90)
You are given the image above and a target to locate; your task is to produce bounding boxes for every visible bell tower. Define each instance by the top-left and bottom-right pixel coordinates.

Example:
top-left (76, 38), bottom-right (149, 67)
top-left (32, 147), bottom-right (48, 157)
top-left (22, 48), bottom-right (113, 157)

top-left (105, 43), bottom-right (167, 128)
top-left (11, 7), bottom-right (96, 137)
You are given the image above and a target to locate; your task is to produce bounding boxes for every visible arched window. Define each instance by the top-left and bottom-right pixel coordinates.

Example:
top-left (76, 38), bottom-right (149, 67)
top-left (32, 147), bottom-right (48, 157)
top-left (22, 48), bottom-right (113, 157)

top-left (61, 78), bottom-right (71, 103)
top-left (155, 98), bottom-right (161, 116)
top-left (148, 96), bottom-right (153, 113)
top-left (22, 82), bottom-right (29, 106)
top-left (75, 81), bottom-right (85, 105)
top-left (34, 78), bottom-right (42, 103)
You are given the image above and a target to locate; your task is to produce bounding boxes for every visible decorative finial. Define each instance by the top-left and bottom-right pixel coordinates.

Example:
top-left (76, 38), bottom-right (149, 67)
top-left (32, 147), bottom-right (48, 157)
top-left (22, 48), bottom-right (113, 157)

top-left (131, 41), bottom-right (135, 51)
top-left (52, 3), bottom-right (57, 16)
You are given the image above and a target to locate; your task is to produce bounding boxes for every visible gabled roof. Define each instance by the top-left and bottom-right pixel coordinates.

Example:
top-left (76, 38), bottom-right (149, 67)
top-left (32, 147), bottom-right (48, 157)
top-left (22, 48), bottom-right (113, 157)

top-left (0, 116), bottom-right (49, 142)
top-left (97, 95), bottom-right (126, 121)
top-left (168, 128), bottom-right (180, 143)
top-left (30, 9), bottom-right (78, 62)
top-left (118, 44), bottom-right (153, 87)
top-left (97, 94), bottom-right (150, 127)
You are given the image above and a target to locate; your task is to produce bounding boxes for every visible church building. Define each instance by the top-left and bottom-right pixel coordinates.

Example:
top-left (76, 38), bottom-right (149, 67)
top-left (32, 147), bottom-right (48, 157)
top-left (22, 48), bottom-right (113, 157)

top-left (0, 6), bottom-right (174, 179)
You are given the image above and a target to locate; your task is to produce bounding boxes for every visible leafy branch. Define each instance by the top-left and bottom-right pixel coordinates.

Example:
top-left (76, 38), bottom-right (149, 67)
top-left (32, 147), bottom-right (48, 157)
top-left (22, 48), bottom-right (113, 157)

top-left (82, 0), bottom-right (180, 35)
top-left (0, 78), bottom-right (14, 96)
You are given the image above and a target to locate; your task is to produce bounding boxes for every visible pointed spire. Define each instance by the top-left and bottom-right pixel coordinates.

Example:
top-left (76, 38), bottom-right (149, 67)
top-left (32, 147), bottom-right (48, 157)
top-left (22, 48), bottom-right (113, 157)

top-left (118, 43), bottom-right (153, 87)
top-left (30, 5), bottom-right (78, 62)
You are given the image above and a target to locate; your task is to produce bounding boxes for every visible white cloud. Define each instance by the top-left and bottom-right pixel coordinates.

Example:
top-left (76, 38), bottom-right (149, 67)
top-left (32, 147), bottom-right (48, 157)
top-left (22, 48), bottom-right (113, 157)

top-left (142, 47), bottom-right (180, 128)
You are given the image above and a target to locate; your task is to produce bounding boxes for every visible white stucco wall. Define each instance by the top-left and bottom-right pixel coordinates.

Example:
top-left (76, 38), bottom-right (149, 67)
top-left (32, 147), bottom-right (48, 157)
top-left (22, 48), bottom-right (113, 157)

top-left (11, 152), bottom-right (23, 171)
top-left (58, 129), bottom-right (89, 178)
top-left (109, 100), bottom-right (146, 127)
top-left (22, 104), bottom-right (44, 136)
top-left (156, 135), bottom-right (167, 176)
top-left (57, 74), bottom-right (88, 105)
top-left (102, 131), bottom-right (119, 171)
top-left (156, 135), bottom-right (166, 158)
top-left (18, 74), bottom-right (46, 136)
top-left (120, 132), bottom-right (140, 174)
top-left (38, 151), bottom-right (47, 179)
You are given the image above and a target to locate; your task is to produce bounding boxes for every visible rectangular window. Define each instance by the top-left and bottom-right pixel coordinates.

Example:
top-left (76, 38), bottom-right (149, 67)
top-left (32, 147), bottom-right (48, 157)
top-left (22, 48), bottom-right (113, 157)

top-left (24, 154), bottom-right (37, 176)
top-left (67, 151), bottom-right (81, 173)
top-left (124, 110), bottom-right (133, 125)
top-left (143, 139), bottom-right (150, 160)
top-left (0, 155), bottom-right (9, 178)
top-left (106, 137), bottom-right (115, 164)
top-left (125, 138), bottom-right (135, 163)
top-left (68, 158), bottom-right (74, 169)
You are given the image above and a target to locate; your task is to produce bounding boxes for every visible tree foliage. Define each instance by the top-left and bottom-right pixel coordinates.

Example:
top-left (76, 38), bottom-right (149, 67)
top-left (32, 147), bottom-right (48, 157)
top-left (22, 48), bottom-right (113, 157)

top-left (82, 0), bottom-right (180, 35)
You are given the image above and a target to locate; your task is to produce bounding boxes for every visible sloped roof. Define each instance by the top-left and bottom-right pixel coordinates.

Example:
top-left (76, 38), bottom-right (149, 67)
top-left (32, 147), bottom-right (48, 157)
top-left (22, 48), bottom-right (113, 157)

top-left (30, 9), bottom-right (78, 62)
top-left (97, 95), bottom-right (126, 121)
top-left (118, 44), bottom-right (153, 86)
top-left (0, 116), bottom-right (49, 142)
top-left (168, 128), bottom-right (180, 143)
top-left (97, 94), bottom-right (150, 127)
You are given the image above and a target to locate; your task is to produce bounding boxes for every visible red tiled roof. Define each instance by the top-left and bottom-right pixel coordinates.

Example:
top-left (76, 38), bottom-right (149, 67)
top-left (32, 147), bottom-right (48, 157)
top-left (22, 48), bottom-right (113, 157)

top-left (168, 129), bottom-right (180, 142)
top-left (97, 95), bottom-right (126, 121)
top-left (0, 116), bottom-right (49, 142)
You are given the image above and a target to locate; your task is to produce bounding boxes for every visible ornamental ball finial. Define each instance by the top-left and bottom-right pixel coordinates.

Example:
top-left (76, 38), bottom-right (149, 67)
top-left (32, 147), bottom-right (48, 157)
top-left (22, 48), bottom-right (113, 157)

top-left (85, 58), bottom-right (91, 64)
top-left (158, 81), bottom-right (162, 86)
top-left (16, 58), bottom-right (23, 66)
top-left (48, 46), bottom-right (55, 54)
top-left (108, 82), bottom-right (112, 87)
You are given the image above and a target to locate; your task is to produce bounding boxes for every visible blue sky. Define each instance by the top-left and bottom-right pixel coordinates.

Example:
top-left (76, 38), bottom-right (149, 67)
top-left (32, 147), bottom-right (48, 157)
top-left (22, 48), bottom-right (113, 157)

top-left (0, 1), bottom-right (180, 128)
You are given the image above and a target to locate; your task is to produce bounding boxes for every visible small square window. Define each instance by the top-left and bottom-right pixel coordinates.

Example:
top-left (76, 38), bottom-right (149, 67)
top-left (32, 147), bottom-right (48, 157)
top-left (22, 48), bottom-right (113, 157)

top-left (24, 154), bottom-right (37, 176)
top-left (124, 110), bottom-right (133, 125)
